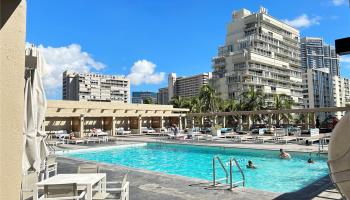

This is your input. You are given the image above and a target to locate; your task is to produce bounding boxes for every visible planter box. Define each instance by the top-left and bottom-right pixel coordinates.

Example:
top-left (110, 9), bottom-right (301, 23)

top-left (211, 129), bottom-right (221, 136)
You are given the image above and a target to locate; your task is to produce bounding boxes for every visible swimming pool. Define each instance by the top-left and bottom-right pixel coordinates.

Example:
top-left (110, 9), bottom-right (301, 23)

top-left (65, 143), bottom-right (328, 193)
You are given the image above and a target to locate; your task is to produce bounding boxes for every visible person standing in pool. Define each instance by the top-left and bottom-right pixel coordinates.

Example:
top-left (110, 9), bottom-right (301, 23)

top-left (280, 149), bottom-right (291, 159)
top-left (246, 160), bottom-right (257, 169)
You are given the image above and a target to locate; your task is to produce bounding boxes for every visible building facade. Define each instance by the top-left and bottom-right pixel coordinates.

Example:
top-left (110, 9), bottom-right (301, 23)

top-left (333, 76), bottom-right (350, 118)
top-left (62, 70), bottom-right (130, 103)
top-left (301, 37), bottom-right (339, 76)
top-left (303, 68), bottom-right (333, 109)
top-left (168, 72), bottom-right (212, 101)
top-left (303, 68), bottom-right (350, 119)
top-left (211, 7), bottom-right (303, 107)
top-left (300, 37), bottom-right (343, 119)
top-left (132, 91), bottom-right (158, 104)
top-left (157, 87), bottom-right (169, 105)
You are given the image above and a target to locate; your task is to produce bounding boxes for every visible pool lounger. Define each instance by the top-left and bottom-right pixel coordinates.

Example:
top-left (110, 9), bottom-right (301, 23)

top-left (296, 137), bottom-right (320, 145)
top-left (85, 137), bottom-right (104, 144)
top-left (273, 136), bottom-right (295, 144)
top-left (66, 138), bottom-right (85, 144)
top-left (253, 136), bottom-right (273, 143)
top-left (232, 135), bottom-right (253, 143)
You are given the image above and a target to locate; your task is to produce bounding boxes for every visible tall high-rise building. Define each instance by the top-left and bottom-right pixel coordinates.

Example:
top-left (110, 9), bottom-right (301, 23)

top-left (303, 68), bottom-right (333, 109)
top-left (333, 76), bottom-right (350, 118)
top-left (211, 7), bottom-right (303, 107)
top-left (157, 87), bottom-right (169, 105)
top-left (301, 37), bottom-right (340, 115)
top-left (131, 91), bottom-right (157, 104)
top-left (301, 37), bottom-right (340, 76)
top-left (168, 72), bottom-right (212, 101)
top-left (62, 70), bottom-right (130, 103)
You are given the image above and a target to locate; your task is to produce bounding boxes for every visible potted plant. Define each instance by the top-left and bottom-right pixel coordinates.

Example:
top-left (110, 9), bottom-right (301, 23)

top-left (212, 125), bottom-right (222, 136)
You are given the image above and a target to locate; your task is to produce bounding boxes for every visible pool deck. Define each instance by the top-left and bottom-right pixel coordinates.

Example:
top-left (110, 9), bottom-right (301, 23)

top-left (52, 136), bottom-right (339, 200)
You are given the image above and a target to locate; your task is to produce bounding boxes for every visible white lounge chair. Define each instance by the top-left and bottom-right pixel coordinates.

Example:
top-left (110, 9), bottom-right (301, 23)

top-left (232, 135), bottom-right (252, 143)
top-left (141, 127), bottom-right (156, 134)
top-left (116, 128), bottom-right (131, 135)
top-left (66, 132), bottom-right (85, 144)
top-left (54, 130), bottom-right (69, 139)
top-left (67, 138), bottom-right (85, 145)
top-left (274, 136), bottom-right (295, 144)
top-left (91, 129), bottom-right (109, 137)
top-left (167, 133), bottom-right (186, 140)
top-left (253, 135), bottom-right (273, 143)
top-left (40, 183), bottom-right (86, 200)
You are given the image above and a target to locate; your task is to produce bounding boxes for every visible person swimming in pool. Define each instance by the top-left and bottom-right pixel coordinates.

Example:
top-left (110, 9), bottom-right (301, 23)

top-left (246, 160), bottom-right (257, 169)
top-left (279, 149), bottom-right (291, 159)
top-left (307, 158), bottom-right (314, 164)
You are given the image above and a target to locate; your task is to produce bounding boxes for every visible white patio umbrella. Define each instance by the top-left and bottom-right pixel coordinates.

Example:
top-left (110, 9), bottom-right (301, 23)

top-left (22, 47), bottom-right (48, 174)
top-left (328, 112), bottom-right (350, 199)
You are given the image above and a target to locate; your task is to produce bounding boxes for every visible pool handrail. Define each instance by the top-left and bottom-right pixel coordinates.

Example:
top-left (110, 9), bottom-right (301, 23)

top-left (212, 156), bottom-right (229, 186)
top-left (212, 156), bottom-right (245, 190)
top-left (230, 158), bottom-right (245, 187)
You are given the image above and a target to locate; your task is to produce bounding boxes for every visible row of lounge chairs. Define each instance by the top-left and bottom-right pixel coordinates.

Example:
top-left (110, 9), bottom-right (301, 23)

top-left (163, 129), bottom-right (328, 146)
top-left (49, 129), bottom-right (110, 145)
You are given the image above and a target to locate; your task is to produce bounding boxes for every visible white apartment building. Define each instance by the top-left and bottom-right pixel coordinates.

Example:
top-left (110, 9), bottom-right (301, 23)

top-left (303, 68), bottom-right (350, 119)
top-left (63, 70), bottom-right (130, 103)
top-left (211, 7), bottom-right (303, 107)
top-left (333, 76), bottom-right (350, 118)
top-left (168, 72), bottom-right (212, 101)
top-left (303, 68), bottom-right (333, 109)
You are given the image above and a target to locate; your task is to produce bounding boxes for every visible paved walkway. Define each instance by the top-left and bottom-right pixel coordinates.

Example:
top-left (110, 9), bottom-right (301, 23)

top-left (57, 157), bottom-right (279, 200)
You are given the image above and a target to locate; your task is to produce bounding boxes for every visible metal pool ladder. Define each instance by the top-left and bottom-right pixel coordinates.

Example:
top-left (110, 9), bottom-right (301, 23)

top-left (212, 156), bottom-right (245, 190)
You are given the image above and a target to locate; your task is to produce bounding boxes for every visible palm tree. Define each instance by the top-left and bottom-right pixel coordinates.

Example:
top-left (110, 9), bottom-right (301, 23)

top-left (199, 85), bottom-right (218, 113)
top-left (272, 94), bottom-right (295, 125)
top-left (170, 95), bottom-right (185, 108)
top-left (241, 86), bottom-right (266, 111)
top-left (189, 97), bottom-right (202, 113)
top-left (143, 97), bottom-right (153, 104)
top-left (240, 87), bottom-right (266, 124)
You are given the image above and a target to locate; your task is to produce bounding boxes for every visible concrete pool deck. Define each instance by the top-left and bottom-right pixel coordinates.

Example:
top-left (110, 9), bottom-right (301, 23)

top-left (51, 136), bottom-right (339, 200)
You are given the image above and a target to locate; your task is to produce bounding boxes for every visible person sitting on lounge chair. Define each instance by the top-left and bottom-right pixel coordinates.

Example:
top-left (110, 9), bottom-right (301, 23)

top-left (246, 160), bottom-right (257, 169)
top-left (69, 132), bottom-right (76, 140)
top-left (279, 149), bottom-right (291, 159)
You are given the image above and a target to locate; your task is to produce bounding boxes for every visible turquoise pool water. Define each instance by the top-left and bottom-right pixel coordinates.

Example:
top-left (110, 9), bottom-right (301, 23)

top-left (65, 143), bottom-right (328, 193)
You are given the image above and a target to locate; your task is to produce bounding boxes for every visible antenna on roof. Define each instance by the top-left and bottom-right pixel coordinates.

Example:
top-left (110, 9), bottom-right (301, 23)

top-left (259, 6), bottom-right (268, 14)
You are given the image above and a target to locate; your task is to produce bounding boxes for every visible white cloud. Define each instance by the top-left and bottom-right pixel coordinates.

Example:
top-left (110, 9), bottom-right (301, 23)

top-left (283, 14), bottom-right (321, 28)
top-left (37, 43), bottom-right (106, 96)
top-left (340, 55), bottom-right (350, 70)
top-left (332, 0), bottom-right (346, 6)
top-left (340, 55), bottom-right (350, 63)
top-left (127, 60), bottom-right (165, 85)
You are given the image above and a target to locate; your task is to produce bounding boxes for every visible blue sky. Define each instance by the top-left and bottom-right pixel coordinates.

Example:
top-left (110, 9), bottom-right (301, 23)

top-left (26, 0), bottom-right (350, 99)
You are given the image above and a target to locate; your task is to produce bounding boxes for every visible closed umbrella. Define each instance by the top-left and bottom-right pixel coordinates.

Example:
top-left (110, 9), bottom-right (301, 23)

top-left (22, 47), bottom-right (48, 174)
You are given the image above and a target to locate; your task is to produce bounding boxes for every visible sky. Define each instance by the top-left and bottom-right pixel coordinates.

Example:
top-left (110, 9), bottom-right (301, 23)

top-left (26, 0), bottom-right (350, 99)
